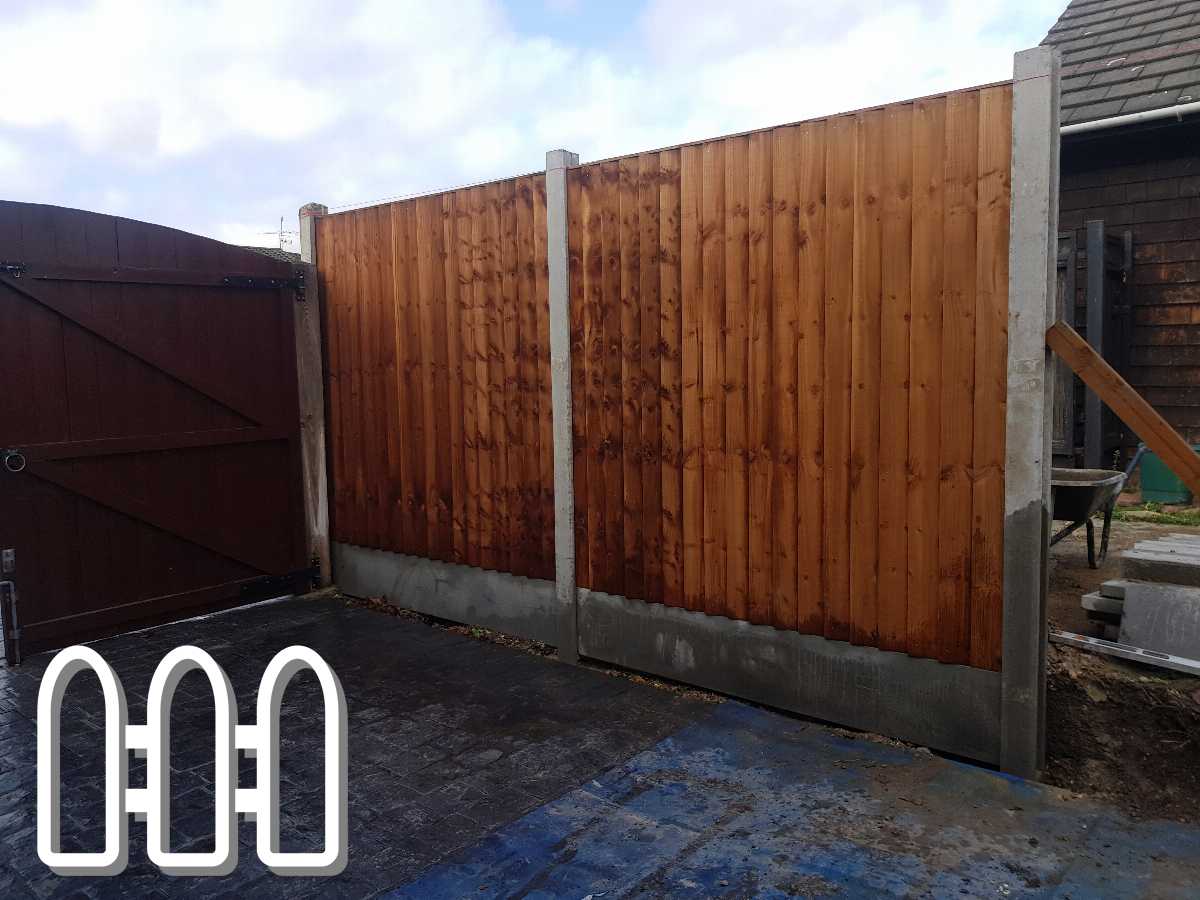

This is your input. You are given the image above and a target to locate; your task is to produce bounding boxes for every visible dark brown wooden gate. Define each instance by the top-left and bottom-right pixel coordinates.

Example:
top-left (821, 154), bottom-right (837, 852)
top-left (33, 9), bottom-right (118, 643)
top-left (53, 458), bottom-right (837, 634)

top-left (0, 201), bottom-right (311, 657)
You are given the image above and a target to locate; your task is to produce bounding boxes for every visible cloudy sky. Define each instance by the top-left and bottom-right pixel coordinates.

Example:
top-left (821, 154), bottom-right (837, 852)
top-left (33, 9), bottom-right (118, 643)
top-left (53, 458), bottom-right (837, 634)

top-left (0, 0), bottom-right (1065, 252)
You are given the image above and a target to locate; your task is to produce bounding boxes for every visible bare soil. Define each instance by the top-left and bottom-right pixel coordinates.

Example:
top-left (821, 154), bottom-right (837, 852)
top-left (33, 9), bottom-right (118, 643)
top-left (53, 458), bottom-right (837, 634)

top-left (1045, 518), bottom-right (1200, 823)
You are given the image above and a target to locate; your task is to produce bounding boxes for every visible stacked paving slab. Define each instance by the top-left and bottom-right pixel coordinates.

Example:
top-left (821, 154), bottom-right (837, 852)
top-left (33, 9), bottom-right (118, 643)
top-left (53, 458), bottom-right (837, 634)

top-left (1082, 534), bottom-right (1200, 660)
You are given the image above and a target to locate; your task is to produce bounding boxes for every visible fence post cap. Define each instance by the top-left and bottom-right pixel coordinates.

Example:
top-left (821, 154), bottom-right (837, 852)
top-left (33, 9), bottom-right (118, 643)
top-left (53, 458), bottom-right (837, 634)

top-left (545, 149), bottom-right (579, 170)
top-left (1013, 45), bottom-right (1057, 81)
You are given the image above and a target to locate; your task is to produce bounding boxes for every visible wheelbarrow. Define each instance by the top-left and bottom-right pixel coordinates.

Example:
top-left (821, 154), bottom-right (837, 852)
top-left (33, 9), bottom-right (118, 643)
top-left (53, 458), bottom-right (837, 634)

top-left (1050, 468), bottom-right (1126, 568)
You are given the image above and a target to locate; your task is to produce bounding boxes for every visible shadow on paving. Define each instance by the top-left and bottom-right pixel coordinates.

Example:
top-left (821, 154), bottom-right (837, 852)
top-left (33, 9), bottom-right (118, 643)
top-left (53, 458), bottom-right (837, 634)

top-left (0, 596), bottom-right (707, 898)
top-left (389, 701), bottom-right (1200, 899)
top-left (7, 596), bottom-right (1200, 898)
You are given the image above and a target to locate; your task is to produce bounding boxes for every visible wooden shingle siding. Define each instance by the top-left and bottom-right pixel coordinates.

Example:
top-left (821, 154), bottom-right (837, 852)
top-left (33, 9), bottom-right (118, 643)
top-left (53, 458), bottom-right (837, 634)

top-left (1060, 121), bottom-right (1200, 445)
top-left (319, 81), bottom-right (1014, 669)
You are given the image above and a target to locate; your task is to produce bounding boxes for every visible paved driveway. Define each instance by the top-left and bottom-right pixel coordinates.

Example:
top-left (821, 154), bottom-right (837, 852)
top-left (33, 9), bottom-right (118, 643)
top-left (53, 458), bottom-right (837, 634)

top-left (2, 596), bottom-right (1199, 898)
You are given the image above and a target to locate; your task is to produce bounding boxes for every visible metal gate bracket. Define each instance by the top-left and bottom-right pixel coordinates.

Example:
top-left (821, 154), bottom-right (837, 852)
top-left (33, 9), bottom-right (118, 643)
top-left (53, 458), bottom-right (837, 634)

top-left (0, 262), bottom-right (26, 277)
top-left (222, 273), bottom-right (304, 297)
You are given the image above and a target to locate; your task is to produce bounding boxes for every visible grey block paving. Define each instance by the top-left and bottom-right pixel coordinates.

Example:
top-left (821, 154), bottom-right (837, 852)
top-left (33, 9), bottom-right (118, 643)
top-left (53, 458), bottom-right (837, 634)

top-left (0, 596), bottom-right (707, 898)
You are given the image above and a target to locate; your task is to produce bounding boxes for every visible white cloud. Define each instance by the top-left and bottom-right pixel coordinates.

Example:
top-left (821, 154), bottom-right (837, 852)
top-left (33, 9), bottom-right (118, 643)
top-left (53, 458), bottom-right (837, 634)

top-left (0, 0), bottom-right (1064, 242)
top-left (619, 0), bottom-right (1061, 151)
top-left (0, 0), bottom-right (337, 158)
top-left (0, 137), bottom-right (24, 177)
top-left (210, 221), bottom-right (299, 253)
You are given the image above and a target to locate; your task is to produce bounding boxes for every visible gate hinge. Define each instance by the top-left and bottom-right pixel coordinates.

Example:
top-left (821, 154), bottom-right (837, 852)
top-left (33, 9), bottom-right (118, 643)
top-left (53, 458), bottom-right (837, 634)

top-left (222, 273), bottom-right (304, 301)
top-left (0, 262), bottom-right (26, 277)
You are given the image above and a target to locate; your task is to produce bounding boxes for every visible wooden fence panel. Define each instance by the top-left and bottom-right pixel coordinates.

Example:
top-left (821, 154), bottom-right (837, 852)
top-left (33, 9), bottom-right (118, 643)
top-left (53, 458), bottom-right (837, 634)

top-left (319, 176), bottom-right (555, 579)
top-left (319, 81), bottom-right (1013, 669)
top-left (567, 83), bottom-right (1012, 668)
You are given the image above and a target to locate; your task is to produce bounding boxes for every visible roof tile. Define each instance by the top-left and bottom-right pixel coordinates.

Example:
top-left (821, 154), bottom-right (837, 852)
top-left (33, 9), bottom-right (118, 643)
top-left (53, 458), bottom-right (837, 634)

top-left (1140, 50), bottom-right (1199, 74)
top-left (1046, 0), bottom-right (1200, 124)
top-left (1161, 63), bottom-right (1200, 84)
top-left (1063, 98), bottom-right (1128, 123)
top-left (1063, 84), bottom-right (1114, 105)
top-left (1105, 74), bottom-right (1165, 96)
top-left (1119, 86), bottom-right (1184, 110)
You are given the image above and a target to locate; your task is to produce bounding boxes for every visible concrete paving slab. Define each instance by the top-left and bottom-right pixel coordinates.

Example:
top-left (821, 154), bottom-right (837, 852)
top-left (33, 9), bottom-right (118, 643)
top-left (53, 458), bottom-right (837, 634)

top-left (1100, 579), bottom-right (1132, 599)
top-left (1122, 551), bottom-right (1200, 586)
top-left (1083, 590), bottom-right (1124, 615)
top-left (1131, 541), bottom-right (1200, 557)
top-left (1121, 582), bottom-right (1200, 659)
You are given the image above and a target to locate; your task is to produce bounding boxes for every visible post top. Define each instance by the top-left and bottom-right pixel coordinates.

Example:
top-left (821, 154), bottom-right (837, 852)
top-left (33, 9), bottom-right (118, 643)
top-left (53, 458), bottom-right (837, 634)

top-left (545, 149), bottom-right (579, 170)
top-left (299, 203), bottom-right (328, 217)
top-left (1013, 45), bottom-right (1058, 82)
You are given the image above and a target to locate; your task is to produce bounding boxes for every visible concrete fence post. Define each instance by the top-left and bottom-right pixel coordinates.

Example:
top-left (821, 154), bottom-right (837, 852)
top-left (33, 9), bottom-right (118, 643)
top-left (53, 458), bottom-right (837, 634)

top-left (545, 149), bottom-right (580, 663)
top-left (1001, 46), bottom-right (1060, 777)
top-left (297, 202), bottom-right (332, 586)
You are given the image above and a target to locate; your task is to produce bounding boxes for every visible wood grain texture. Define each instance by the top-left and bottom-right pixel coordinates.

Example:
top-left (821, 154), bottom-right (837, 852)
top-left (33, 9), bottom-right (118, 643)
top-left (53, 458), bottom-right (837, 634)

top-left (602, 160), bottom-right (624, 596)
top-left (747, 130), bottom-right (774, 626)
top-left (0, 201), bottom-right (307, 651)
top-left (620, 157), bottom-right (644, 600)
top-left (937, 89), bottom-right (979, 666)
top-left (877, 104), bottom-right (914, 653)
top-left (317, 177), bottom-right (554, 577)
top-left (796, 120), bottom-right (827, 636)
top-left (1049, 320), bottom-right (1200, 497)
top-left (770, 125), bottom-right (800, 632)
top-left (970, 85), bottom-right (1011, 671)
top-left (640, 152), bottom-right (664, 605)
top-left (660, 148), bottom-right (684, 608)
top-left (567, 168), bottom-right (589, 585)
top-left (317, 83), bottom-right (1016, 671)
top-left (725, 135), bottom-right (750, 622)
top-left (823, 115), bottom-right (855, 643)
top-left (907, 96), bottom-right (946, 662)
top-left (850, 109), bottom-right (882, 647)
top-left (680, 143), bottom-right (705, 612)
top-left (701, 139), bottom-right (727, 617)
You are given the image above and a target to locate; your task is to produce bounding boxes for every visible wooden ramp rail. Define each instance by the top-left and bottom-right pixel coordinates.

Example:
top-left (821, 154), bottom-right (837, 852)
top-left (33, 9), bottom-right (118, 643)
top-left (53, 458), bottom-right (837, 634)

top-left (1046, 320), bottom-right (1200, 497)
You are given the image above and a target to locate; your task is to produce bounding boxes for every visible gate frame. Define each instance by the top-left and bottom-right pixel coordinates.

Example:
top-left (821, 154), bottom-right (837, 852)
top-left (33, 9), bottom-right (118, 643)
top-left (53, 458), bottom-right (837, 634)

top-left (322, 46), bottom-right (1061, 774)
top-left (0, 206), bottom-right (315, 656)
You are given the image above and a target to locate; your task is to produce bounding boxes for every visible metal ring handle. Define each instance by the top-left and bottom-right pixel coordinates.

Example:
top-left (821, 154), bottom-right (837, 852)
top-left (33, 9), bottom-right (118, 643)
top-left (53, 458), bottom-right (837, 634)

top-left (3, 451), bottom-right (26, 474)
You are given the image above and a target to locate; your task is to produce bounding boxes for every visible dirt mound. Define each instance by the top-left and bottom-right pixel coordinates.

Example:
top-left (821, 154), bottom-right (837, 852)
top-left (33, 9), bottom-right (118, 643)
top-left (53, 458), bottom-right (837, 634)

top-left (1044, 641), bottom-right (1200, 823)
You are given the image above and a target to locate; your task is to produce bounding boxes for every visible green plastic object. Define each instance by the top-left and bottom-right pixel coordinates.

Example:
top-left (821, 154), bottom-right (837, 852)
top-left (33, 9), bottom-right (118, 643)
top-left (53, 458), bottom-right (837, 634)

top-left (1140, 446), bottom-right (1200, 505)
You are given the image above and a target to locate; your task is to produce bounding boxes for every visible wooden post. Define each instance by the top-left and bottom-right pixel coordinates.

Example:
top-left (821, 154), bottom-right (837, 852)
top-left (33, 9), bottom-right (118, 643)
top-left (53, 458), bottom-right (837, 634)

top-left (297, 202), bottom-right (332, 586)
